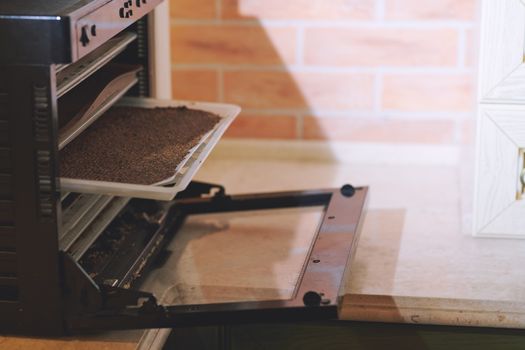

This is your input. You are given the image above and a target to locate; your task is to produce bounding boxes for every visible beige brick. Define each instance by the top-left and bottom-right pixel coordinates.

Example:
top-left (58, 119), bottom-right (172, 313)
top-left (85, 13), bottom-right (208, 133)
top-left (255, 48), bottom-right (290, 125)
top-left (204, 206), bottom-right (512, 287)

top-left (172, 69), bottom-right (218, 101)
top-left (170, 0), bottom-right (216, 19)
top-left (223, 71), bottom-right (374, 110)
top-left (465, 29), bottom-right (478, 67)
top-left (224, 114), bottom-right (297, 139)
top-left (303, 117), bottom-right (456, 143)
top-left (385, 0), bottom-right (477, 20)
top-left (304, 28), bottom-right (458, 67)
top-left (460, 118), bottom-right (476, 145)
top-left (222, 0), bottom-right (375, 20)
top-left (171, 25), bottom-right (296, 65)
top-left (382, 74), bottom-right (473, 112)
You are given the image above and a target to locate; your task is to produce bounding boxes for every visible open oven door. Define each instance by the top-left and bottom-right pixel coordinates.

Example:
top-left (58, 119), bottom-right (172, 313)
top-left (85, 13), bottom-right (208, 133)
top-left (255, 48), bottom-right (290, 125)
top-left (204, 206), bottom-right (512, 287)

top-left (62, 182), bottom-right (368, 332)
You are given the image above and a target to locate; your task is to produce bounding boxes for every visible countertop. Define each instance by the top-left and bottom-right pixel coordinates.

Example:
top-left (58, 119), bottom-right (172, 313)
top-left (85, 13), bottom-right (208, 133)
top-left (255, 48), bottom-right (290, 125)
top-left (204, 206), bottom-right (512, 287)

top-left (2, 138), bottom-right (525, 349)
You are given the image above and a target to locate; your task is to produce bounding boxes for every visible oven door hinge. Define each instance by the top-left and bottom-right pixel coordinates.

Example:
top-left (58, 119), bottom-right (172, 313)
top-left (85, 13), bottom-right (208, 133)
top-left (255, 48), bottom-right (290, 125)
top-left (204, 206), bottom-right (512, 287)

top-left (62, 253), bottom-right (168, 330)
top-left (62, 253), bottom-right (160, 314)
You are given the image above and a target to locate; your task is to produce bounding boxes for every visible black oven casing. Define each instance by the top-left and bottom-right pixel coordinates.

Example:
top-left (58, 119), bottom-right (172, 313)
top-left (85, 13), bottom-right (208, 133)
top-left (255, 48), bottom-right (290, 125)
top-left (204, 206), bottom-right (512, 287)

top-left (0, 0), bottom-right (163, 334)
top-left (0, 0), bottom-right (368, 336)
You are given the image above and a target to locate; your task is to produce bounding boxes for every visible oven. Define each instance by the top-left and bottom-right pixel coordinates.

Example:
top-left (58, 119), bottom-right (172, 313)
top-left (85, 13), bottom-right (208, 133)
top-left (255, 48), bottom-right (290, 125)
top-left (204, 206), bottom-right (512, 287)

top-left (0, 0), bottom-right (368, 336)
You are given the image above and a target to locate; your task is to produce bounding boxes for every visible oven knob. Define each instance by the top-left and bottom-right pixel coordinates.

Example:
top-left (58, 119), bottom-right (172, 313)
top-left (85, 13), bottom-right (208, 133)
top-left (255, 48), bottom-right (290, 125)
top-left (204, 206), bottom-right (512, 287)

top-left (80, 25), bottom-right (90, 47)
top-left (135, 0), bottom-right (141, 6)
top-left (119, 7), bottom-right (125, 18)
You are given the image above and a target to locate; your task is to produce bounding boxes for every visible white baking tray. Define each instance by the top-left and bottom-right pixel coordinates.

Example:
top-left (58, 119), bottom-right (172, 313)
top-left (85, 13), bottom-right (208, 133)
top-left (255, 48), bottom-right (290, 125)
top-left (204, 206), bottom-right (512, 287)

top-left (60, 97), bottom-right (240, 201)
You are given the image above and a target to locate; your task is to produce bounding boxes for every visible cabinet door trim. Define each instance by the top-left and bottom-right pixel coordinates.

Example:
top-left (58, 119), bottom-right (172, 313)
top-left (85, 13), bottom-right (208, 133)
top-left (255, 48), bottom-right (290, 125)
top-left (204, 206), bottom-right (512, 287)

top-left (474, 104), bottom-right (525, 237)
top-left (478, 0), bottom-right (525, 103)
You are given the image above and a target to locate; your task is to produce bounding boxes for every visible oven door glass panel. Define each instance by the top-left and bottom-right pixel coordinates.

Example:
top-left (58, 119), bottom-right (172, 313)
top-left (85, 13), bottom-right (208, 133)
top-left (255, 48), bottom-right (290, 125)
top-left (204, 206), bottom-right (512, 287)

top-left (156, 188), bottom-right (368, 327)
top-left (141, 205), bottom-right (326, 305)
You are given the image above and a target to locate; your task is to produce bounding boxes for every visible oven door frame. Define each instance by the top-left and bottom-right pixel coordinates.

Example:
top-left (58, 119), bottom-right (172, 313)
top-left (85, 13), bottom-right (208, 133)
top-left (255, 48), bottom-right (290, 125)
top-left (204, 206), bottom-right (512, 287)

top-left (64, 184), bottom-right (368, 332)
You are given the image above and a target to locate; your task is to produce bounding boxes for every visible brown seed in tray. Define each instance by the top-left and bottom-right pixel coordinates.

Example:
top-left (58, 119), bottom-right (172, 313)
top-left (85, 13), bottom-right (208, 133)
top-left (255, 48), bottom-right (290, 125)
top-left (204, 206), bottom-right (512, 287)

top-left (60, 106), bottom-right (221, 185)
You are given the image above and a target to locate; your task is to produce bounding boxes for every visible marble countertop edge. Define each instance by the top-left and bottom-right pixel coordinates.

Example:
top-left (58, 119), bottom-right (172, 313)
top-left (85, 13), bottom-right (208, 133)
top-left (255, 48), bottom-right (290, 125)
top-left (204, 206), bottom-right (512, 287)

top-left (340, 294), bottom-right (525, 329)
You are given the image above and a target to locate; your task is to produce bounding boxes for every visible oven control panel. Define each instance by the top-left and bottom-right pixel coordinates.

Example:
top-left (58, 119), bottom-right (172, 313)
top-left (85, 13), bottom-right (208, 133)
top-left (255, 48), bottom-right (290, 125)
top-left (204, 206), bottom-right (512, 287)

top-left (75, 0), bottom-right (163, 60)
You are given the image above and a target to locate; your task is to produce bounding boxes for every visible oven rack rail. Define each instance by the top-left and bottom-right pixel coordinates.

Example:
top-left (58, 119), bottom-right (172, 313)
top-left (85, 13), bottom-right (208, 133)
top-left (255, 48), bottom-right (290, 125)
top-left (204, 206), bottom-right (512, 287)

top-left (56, 32), bottom-right (137, 99)
top-left (59, 193), bottom-right (130, 260)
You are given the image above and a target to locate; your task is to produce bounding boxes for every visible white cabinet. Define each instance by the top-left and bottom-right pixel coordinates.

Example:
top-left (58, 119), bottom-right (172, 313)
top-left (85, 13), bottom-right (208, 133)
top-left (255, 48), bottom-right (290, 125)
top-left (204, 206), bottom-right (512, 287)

top-left (474, 0), bottom-right (525, 237)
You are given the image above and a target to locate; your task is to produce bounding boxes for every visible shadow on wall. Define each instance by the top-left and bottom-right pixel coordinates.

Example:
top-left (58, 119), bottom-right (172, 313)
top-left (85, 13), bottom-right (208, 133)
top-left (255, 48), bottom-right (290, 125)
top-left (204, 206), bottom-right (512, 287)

top-left (170, 0), bottom-right (363, 150)
top-left (171, 0), bottom-right (476, 151)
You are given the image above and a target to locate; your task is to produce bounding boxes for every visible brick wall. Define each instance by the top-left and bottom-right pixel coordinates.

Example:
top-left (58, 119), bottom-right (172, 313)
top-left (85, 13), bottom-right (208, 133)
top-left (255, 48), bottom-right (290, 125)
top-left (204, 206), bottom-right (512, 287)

top-left (170, 0), bottom-right (478, 144)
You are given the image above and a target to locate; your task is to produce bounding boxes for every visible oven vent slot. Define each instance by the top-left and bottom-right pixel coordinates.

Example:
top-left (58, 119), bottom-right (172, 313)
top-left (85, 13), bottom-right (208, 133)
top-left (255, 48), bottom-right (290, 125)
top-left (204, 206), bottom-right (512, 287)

top-left (0, 92), bottom-right (8, 147)
top-left (56, 32), bottom-right (137, 98)
top-left (0, 150), bottom-right (12, 202)
top-left (0, 252), bottom-right (18, 302)
top-left (0, 174), bottom-right (12, 200)
top-left (33, 85), bottom-right (55, 220)
top-left (0, 251), bottom-right (17, 276)
top-left (0, 285), bottom-right (18, 302)
top-left (0, 225), bottom-right (18, 303)
top-left (0, 226), bottom-right (15, 251)
top-left (0, 122), bottom-right (8, 147)
top-left (0, 201), bottom-right (14, 226)
top-left (0, 93), bottom-right (13, 201)
top-left (0, 119), bottom-right (9, 146)
top-left (0, 122), bottom-right (7, 147)
top-left (0, 93), bottom-right (10, 159)
top-left (0, 147), bottom-right (11, 173)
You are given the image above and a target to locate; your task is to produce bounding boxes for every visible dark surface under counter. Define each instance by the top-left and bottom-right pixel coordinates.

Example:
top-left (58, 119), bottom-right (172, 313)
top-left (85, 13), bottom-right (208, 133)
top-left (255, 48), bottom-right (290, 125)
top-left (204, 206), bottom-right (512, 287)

top-left (2, 321), bottom-right (525, 350)
top-left (165, 322), bottom-right (525, 350)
